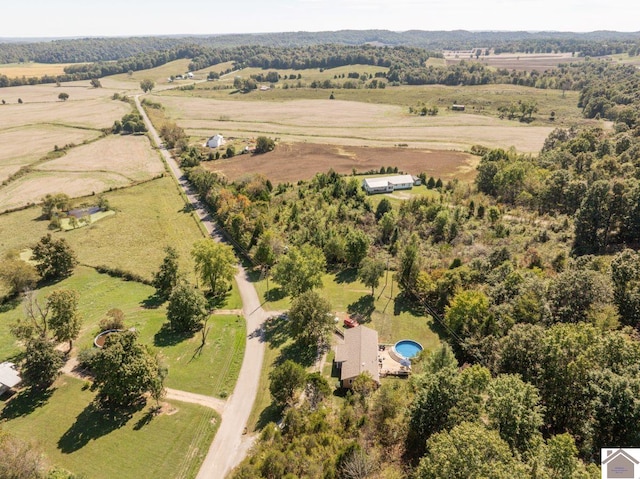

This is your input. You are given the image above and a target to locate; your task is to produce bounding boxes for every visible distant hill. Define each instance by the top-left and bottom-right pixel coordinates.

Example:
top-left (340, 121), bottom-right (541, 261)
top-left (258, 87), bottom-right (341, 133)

top-left (1, 30), bottom-right (639, 64)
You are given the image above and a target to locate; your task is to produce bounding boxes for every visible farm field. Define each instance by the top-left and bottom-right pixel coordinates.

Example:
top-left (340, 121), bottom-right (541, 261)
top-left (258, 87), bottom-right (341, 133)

top-left (0, 125), bottom-right (102, 183)
top-left (0, 62), bottom-right (82, 78)
top-left (0, 377), bottom-right (218, 479)
top-left (204, 142), bottom-right (478, 184)
top-left (0, 176), bottom-right (207, 282)
top-left (102, 58), bottom-right (197, 91)
top-left (0, 133), bottom-right (165, 213)
top-left (444, 51), bottom-right (583, 70)
top-left (155, 93), bottom-right (564, 153)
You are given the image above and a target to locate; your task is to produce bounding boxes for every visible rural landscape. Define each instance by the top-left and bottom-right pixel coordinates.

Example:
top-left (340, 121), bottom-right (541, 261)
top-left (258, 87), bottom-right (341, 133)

top-left (1, 27), bottom-right (640, 479)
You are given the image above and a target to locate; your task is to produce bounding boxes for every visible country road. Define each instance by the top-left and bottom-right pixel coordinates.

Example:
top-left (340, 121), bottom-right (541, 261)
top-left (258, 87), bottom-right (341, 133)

top-left (135, 95), bottom-right (269, 479)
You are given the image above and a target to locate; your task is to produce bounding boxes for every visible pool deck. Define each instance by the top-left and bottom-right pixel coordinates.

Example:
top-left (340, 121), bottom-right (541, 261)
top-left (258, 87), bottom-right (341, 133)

top-left (378, 346), bottom-right (411, 378)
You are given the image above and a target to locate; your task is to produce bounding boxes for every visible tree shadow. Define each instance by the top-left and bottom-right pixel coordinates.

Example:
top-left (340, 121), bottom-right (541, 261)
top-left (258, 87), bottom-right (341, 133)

top-left (278, 339), bottom-right (317, 368)
top-left (255, 402), bottom-right (282, 430)
top-left (0, 295), bottom-right (21, 313)
top-left (1, 386), bottom-right (55, 420)
top-left (207, 290), bottom-right (231, 309)
top-left (141, 293), bottom-right (164, 310)
top-left (334, 268), bottom-right (358, 284)
top-left (153, 322), bottom-right (195, 347)
top-left (265, 287), bottom-right (286, 302)
top-left (347, 295), bottom-right (375, 322)
top-left (393, 292), bottom-right (424, 317)
top-left (263, 316), bottom-right (289, 348)
top-left (133, 407), bottom-right (158, 430)
top-left (58, 401), bottom-right (141, 453)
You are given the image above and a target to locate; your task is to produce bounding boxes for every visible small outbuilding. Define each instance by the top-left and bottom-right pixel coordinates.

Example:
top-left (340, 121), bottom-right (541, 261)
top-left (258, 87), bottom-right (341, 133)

top-left (0, 362), bottom-right (22, 396)
top-left (206, 134), bottom-right (225, 148)
top-left (334, 325), bottom-right (380, 388)
top-left (452, 104), bottom-right (466, 111)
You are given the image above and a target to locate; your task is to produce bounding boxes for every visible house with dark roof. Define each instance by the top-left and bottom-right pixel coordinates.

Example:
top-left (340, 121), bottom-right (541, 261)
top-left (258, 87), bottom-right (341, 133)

top-left (602, 448), bottom-right (639, 478)
top-left (334, 325), bottom-right (380, 388)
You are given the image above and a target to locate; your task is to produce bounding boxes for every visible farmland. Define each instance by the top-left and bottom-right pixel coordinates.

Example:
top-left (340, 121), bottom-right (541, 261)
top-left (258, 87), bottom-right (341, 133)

top-left (0, 62), bottom-right (82, 78)
top-left (444, 51), bottom-right (583, 70)
top-left (204, 142), bottom-right (478, 184)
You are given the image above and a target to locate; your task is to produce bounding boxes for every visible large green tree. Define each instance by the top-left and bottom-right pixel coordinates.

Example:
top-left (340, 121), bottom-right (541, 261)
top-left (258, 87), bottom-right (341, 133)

top-left (47, 289), bottom-right (81, 351)
top-left (415, 422), bottom-right (528, 479)
top-left (269, 359), bottom-right (307, 407)
top-left (90, 330), bottom-right (166, 408)
top-left (152, 246), bottom-right (180, 301)
top-left (166, 281), bottom-right (208, 333)
top-left (22, 336), bottom-right (64, 389)
top-left (191, 239), bottom-right (236, 296)
top-left (32, 234), bottom-right (77, 281)
top-left (0, 257), bottom-right (38, 296)
top-left (140, 78), bottom-right (155, 93)
top-left (272, 244), bottom-right (326, 297)
top-left (486, 374), bottom-right (544, 454)
top-left (288, 290), bottom-right (333, 346)
top-left (358, 257), bottom-right (385, 297)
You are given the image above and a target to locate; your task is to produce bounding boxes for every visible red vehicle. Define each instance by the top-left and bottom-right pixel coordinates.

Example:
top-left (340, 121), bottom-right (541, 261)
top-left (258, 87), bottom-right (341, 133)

top-left (344, 317), bottom-right (359, 328)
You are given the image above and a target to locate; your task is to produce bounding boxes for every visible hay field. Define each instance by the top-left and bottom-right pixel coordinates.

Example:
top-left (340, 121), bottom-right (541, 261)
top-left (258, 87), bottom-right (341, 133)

top-left (102, 59), bottom-right (195, 90)
top-left (0, 62), bottom-right (81, 77)
top-left (157, 95), bottom-right (555, 153)
top-left (215, 64), bottom-right (389, 85)
top-left (0, 125), bottom-right (102, 182)
top-left (37, 134), bottom-right (165, 180)
top-left (0, 134), bottom-right (163, 211)
top-left (444, 52), bottom-right (583, 70)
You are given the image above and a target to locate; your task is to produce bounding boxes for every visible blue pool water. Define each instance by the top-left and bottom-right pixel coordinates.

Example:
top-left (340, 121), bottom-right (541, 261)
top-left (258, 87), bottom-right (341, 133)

top-left (394, 340), bottom-right (424, 359)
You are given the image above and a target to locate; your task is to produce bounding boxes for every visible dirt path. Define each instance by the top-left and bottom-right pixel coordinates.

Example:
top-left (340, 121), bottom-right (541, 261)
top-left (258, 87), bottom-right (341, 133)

top-left (136, 95), bottom-right (269, 479)
top-left (165, 388), bottom-right (226, 413)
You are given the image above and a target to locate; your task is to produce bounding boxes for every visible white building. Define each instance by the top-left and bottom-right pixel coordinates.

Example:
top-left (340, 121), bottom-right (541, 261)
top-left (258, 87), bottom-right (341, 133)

top-left (0, 362), bottom-right (21, 396)
top-left (362, 174), bottom-right (421, 195)
top-left (206, 134), bottom-right (225, 148)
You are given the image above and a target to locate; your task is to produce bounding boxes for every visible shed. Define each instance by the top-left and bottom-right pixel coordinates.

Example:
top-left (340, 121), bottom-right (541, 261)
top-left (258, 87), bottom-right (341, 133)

top-left (206, 134), bottom-right (225, 148)
top-left (0, 362), bottom-right (22, 396)
top-left (335, 325), bottom-right (380, 388)
top-left (452, 104), bottom-right (466, 111)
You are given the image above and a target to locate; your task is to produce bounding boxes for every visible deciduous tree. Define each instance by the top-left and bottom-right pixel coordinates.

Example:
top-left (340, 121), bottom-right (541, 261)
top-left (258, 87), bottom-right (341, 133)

top-left (288, 290), bottom-right (333, 346)
top-left (166, 281), bottom-right (208, 332)
top-left (269, 359), bottom-right (307, 407)
top-left (358, 257), bottom-right (385, 297)
top-left (47, 289), bottom-right (81, 351)
top-left (272, 244), bottom-right (325, 297)
top-left (140, 78), bottom-right (155, 93)
top-left (57, 92), bottom-right (69, 101)
top-left (32, 234), bottom-right (77, 281)
top-left (90, 330), bottom-right (165, 408)
top-left (191, 239), bottom-right (236, 297)
top-left (152, 246), bottom-right (180, 301)
top-left (22, 336), bottom-right (63, 389)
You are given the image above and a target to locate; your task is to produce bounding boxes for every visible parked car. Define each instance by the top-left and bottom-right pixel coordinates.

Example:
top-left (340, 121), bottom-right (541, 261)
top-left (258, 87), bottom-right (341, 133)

top-left (344, 317), bottom-right (359, 328)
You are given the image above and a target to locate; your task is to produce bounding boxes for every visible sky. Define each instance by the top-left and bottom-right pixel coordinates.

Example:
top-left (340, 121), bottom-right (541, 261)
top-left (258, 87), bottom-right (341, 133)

top-left (3, 0), bottom-right (639, 38)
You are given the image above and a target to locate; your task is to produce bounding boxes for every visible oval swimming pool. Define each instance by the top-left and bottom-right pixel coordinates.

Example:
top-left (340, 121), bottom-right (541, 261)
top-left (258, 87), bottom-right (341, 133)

top-left (393, 339), bottom-right (424, 360)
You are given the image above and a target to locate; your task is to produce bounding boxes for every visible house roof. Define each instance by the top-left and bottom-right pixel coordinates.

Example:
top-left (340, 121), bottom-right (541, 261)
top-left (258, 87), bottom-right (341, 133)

top-left (0, 362), bottom-right (21, 388)
top-left (363, 175), bottom-right (415, 189)
top-left (602, 449), bottom-right (640, 465)
top-left (336, 325), bottom-right (380, 382)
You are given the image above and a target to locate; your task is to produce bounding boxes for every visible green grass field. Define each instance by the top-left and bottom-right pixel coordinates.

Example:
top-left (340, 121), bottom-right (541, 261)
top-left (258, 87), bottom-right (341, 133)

top-left (0, 376), bottom-right (218, 479)
top-left (0, 176), bottom-right (208, 282)
top-left (253, 269), bottom-right (440, 348)
top-left (0, 267), bottom-right (245, 397)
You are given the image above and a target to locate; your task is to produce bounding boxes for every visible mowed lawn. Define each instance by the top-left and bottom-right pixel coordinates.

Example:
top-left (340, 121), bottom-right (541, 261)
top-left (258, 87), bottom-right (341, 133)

top-left (253, 269), bottom-right (440, 349)
top-left (0, 267), bottom-right (245, 397)
top-left (0, 376), bottom-right (218, 479)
